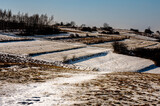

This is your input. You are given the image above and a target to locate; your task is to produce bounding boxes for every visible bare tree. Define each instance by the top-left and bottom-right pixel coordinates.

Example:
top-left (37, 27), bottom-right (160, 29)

top-left (70, 21), bottom-right (76, 27)
top-left (103, 23), bottom-right (109, 28)
top-left (80, 24), bottom-right (86, 28)
top-left (0, 9), bottom-right (60, 35)
top-left (156, 31), bottom-right (160, 35)
top-left (144, 27), bottom-right (154, 35)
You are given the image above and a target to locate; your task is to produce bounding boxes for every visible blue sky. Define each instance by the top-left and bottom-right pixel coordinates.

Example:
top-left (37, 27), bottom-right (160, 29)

top-left (0, 0), bottom-right (160, 31)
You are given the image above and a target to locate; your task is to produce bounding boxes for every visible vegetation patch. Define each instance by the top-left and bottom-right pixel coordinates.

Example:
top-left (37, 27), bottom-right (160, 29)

top-left (0, 64), bottom-right (87, 83)
top-left (73, 72), bottom-right (160, 105)
top-left (50, 35), bottom-right (128, 45)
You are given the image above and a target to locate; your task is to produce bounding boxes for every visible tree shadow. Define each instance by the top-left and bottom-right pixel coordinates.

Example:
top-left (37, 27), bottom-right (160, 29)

top-left (137, 64), bottom-right (158, 73)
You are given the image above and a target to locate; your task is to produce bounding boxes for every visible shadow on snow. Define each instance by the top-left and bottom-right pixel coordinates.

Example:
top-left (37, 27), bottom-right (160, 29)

top-left (137, 64), bottom-right (159, 73)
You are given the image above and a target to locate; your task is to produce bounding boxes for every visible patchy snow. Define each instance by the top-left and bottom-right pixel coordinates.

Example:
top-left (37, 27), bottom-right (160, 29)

top-left (0, 31), bottom-right (160, 106)
top-left (125, 33), bottom-right (158, 41)
top-left (0, 72), bottom-right (100, 106)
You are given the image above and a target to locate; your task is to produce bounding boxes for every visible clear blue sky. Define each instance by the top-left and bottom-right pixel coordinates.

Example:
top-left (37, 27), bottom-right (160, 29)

top-left (0, 0), bottom-right (160, 31)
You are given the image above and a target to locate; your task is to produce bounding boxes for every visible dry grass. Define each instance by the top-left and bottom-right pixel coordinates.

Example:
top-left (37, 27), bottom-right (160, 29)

top-left (120, 39), bottom-right (159, 49)
top-left (0, 68), bottom-right (48, 83)
top-left (64, 36), bottom-right (128, 44)
top-left (60, 28), bottom-right (87, 34)
top-left (71, 72), bottom-right (160, 105)
top-left (0, 64), bottom-right (87, 83)
top-left (0, 67), bottom-right (65, 83)
top-left (91, 38), bottom-right (159, 50)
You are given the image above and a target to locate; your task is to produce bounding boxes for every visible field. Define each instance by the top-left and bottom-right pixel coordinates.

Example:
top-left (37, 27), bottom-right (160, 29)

top-left (92, 38), bottom-right (160, 49)
top-left (33, 46), bottom-right (108, 62)
top-left (0, 28), bottom-right (160, 105)
top-left (74, 52), bottom-right (160, 73)
top-left (0, 34), bottom-right (32, 42)
top-left (0, 40), bottom-right (85, 55)
top-left (73, 72), bottom-right (160, 105)
top-left (47, 34), bottom-right (128, 44)
top-left (0, 30), bottom-right (159, 72)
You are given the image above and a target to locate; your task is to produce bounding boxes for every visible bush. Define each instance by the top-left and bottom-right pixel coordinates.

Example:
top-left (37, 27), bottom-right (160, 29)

top-left (62, 56), bottom-right (68, 63)
top-left (69, 34), bottom-right (75, 38)
top-left (113, 31), bottom-right (120, 35)
top-left (144, 28), bottom-right (154, 35)
top-left (133, 48), bottom-right (160, 66)
top-left (92, 27), bottom-right (97, 31)
top-left (101, 27), bottom-right (113, 31)
top-left (130, 28), bottom-right (139, 32)
top-left (75, 34), bottom-right (80, 38)
top-left (112, 42), bottom-right (128, 54)
top-left (81, 27), bottom-right (92, 32)
top-left (100, 31), bottom-right (119, 35)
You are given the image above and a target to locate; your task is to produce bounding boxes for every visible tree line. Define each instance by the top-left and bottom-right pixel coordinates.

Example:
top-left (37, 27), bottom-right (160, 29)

top-left (0, 9), bottom-right (60, 35)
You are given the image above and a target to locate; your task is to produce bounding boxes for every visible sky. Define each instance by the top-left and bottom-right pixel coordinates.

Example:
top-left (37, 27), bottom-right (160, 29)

top-left (0, 0), bottom-right (160, 31)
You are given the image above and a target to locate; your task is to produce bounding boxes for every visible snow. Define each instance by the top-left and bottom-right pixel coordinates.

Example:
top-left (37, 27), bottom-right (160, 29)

top-left (0, 73), bottom-right (99, 106)
top-left (33, 46), bottom-right (108, 62)
top-left (74, 51), bottom-right (160, 73)
top-left (125, 33), bottom-right (158, 41)
top-left (0, 31), bottom-right (160, 105)
top-left (0, 40), bottom-right (85, 55)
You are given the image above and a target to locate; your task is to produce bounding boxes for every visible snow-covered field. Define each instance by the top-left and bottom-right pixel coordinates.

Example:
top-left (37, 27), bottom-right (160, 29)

top-left (73, 51), bottom-right (160, 73)
top-left (122, 33), bottom-right (158, 41)
top-left (120, 39), bottom-right (159, 49)
top-left (0, 70), bottom-right (100, 106)
top-left (0, 32), bottom-right (160, 106)
top-left (0, 40), bottom-right (85, 55)
top-left (0, 32), bottom-right (159, 73)
top-left (33, 46), bottom-right (108, 62)
top-left (0, 34), bottom-right (31, 42)
top-left (91, 39), bottom-right (159, 49)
